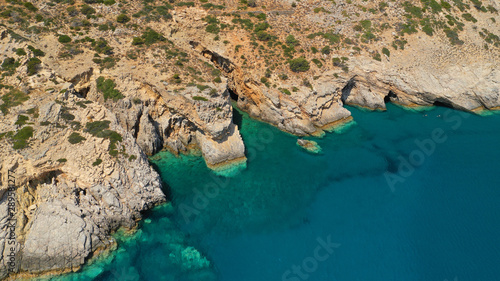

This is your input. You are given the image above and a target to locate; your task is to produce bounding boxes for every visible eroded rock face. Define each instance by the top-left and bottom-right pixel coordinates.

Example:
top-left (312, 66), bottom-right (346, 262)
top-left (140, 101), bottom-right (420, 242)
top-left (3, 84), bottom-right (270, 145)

top-left (0, 1), bottom-right (499, 278)
top-left (0, 89), bottom-right (165, 278)
top-left (196, 123), bottom-right (246, 168)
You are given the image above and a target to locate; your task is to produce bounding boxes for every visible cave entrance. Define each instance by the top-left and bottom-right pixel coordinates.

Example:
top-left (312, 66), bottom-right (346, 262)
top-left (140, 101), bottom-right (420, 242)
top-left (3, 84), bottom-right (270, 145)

top-left (228, 88), bottom-right (239, 102)
top-left (433, 100), bottom-right (454, 109)
top-left (384, 91), bottom-right (397, 103)
top-left (76, 86), bottom-right (90, 99)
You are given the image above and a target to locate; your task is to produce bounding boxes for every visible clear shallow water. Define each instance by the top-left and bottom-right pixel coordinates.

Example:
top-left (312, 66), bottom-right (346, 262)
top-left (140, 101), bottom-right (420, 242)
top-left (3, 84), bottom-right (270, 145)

top-left (49, 104), bottom-right (500, 281)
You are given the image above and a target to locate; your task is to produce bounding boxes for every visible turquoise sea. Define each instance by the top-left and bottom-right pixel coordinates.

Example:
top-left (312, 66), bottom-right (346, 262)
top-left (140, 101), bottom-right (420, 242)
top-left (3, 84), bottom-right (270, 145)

top-left (48, 104), bottom-right (500, 281)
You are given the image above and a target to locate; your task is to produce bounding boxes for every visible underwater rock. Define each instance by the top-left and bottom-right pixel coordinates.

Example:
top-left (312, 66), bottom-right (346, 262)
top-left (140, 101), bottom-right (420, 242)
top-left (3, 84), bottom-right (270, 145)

top-left (297, 139), bottom-right (322, 154)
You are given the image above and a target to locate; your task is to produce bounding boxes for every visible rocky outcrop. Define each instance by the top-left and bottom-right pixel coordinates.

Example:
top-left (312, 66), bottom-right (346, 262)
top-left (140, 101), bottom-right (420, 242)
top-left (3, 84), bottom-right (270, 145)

top-left (297, 139), bottom-right (321, 154)
top-left (0, 87), bottom-right (165, 278)
top-left (0, 1), bottom-right (499, 278)
top-left (196, 123), bottom-right (246, 169)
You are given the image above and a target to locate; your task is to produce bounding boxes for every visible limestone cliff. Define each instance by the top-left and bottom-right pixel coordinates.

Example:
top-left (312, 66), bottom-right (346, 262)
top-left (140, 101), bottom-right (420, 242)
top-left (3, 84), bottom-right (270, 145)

top-left (0, 0), bottom-right (499, 278)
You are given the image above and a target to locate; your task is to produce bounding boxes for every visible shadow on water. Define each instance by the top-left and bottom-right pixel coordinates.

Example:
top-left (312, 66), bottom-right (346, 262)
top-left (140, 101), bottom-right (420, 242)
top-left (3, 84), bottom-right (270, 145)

top-left (232, 104), bottom-right (244, 130)
top-left (149, 160), bottom-right (172, 200)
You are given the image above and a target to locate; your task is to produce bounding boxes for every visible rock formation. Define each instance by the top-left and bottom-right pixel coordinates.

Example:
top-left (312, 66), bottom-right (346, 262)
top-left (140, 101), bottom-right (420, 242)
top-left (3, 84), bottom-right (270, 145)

top-left (0, 0), bottom-right (498, 278)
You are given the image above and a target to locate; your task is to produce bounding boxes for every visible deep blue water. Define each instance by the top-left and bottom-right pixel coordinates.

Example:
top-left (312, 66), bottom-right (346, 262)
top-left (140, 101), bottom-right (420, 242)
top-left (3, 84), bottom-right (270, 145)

top-left (50, 104), bottom-right (500, 281)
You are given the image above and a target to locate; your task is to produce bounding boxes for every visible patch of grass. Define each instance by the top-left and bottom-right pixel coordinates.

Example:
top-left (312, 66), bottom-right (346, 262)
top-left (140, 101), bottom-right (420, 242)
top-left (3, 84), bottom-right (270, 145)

top-left (286, 35), bottom-right (299, 46)
top-left (57, 158), bottom-right (67, 163)
top-left (196, 84), bottom-right (210, 91)
top-left (117, 14), bottom-right (130, 23)
top-left (96, 77), bottom-right (124, 101)
top-left (23, 2), bottom-right (38, 12)
top-left (312, 58), bottom-right (323, 68)
top-left (176, 1), bottom-right (195, 7)
top-left (12, 126), bottom-right (34, 149)
top-left (15, 115), bottom-right (29, 125)
top-left (444, 28), bottom-right (464, 45)
top-left (92, 39), bottom-right (113, 55)
top-left (27, 57), bottom-right (42, 76)
top-left (462, 13), bottom-right (477, 22)
top-left (280, 88), bottom-right (291, 95)
top-left (1, 89), bottom-right (29, 114)
top-left (192, 96), bottom-right (208, 101)
top-left (27, 45), bottom-right (45, 57)
top-left (16, 48), bottom-right (26, 56)
top-left (85, 121), bottom-right (122, 156)
top-left (128, 155), bottom-right (137, 161)
top-left (76, 100), bottom-right (93, 108)
top-left (58, 35), bottom-right (72, 43)
top-left (68, 132), bottom-right (86, 144)
top-left (92, 158), bottom-right (103, 166)
top-left (289, 57), bottom-right (310, 72)
top-left (382, 47), bottom-right (391, 57)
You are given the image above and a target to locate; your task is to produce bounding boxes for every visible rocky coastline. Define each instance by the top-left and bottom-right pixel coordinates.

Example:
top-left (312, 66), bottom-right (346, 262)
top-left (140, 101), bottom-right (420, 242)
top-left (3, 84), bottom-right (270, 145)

top-left (0, 0), bottom-right (499, 278)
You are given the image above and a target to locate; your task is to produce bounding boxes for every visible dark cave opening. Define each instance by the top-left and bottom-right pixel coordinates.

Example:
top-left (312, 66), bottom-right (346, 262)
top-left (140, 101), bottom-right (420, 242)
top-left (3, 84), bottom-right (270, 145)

top-left (433, 100), bottom-right (455, 109)
top-left (384, 91), bottom-right (397, 103)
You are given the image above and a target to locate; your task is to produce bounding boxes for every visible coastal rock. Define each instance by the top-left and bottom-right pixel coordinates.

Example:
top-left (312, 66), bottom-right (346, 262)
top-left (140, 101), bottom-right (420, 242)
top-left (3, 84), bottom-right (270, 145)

top-left (136, 110), bottom-right (162, 155)
top-left (196, 123), bottom-right (246, 169)
top-left (0, 92), bottom-right (166, 277)
top-left (297, 139), bottom-right (322, 154)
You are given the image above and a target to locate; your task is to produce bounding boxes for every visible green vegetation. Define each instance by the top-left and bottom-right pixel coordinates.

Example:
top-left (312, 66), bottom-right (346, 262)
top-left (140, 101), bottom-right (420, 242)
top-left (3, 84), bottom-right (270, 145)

top-left (311, 58), bottom-right (323, 68)
top-left (16, 48), bottom-right (26, 56)
top-left (1, 89), bottom-right (29, 114)
top-left (280, 88), bottom-right (291, 95)
top-left (15, 115), bottom-right (29, 125)
top-left (80, 5), bottom-right (96, 16)
top-left (91, 38), bottom-right (113, 55)
top-left (192, 96), bottom-right (208, 101)
top-left (68, 132), bottom-right (86, 144)
top-left (444, 28), bottom-right (464, 45)
top-left (117, 14), bottom-right (130, 23)
top-left (12, 126), bottom-right (34, 149)
top-left (1, 57), bottom-right (20, 76)
top-left (23, 2), bottom-right (38, 12)
top-left (57, 158), bottom-right (67, 163)
top-left (92, 158), bottom-right (103, 166)
top-left (176, 2), bottom-right (195, 7)
top-left (289, 57), bottom-right (310, 72)
top-left (28, 45), bottom-right (45, 57)
top-left (96, 77), bottom-right (124, 101)
top-left (382, 47), bottom-right (391, 57)
top-left (85, 121), bottom-right (122, 156)
top-left (462, 13), bottom-right (477, 22)
top-left (132, 28), bottom-right (165, 46)
top-left (58, 35), bottom-right (72, 43)
top-left (286, 35), bottom-right (299, 46)
top-left (128, 155), bottom-right (137, 161)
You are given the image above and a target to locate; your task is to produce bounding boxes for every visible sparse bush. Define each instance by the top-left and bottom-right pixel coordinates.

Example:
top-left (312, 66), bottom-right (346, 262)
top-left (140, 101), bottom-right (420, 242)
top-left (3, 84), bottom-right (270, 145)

top-left (27, 57), bottom-right (42, 76)
top-left (12, 126), bottom-right (34, 149)
top-left (15, 115), bottom-right (29, 125)
top-left (192, 96), bottom-right (208, 101)
top-left (286, 35), bottom-right (299, 46)
top-left (58, 35), bottom-right (72, 43)
top-left (96, 77), bottom-right (124, 101)
top-left (117, 14), bottom-right (130, 23)
top-left (80, 5), bottom-right (96, 16)
top-left (16, 48), bottom-right (26, 56)
top-left (23, 2), bottom-right (38, 12)
top-left (289, 57), bottom-right (310, 72)
top-left (68, 132), bottom-right (86, 144)
top-left (382, 47), bottom-right (390, 57)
